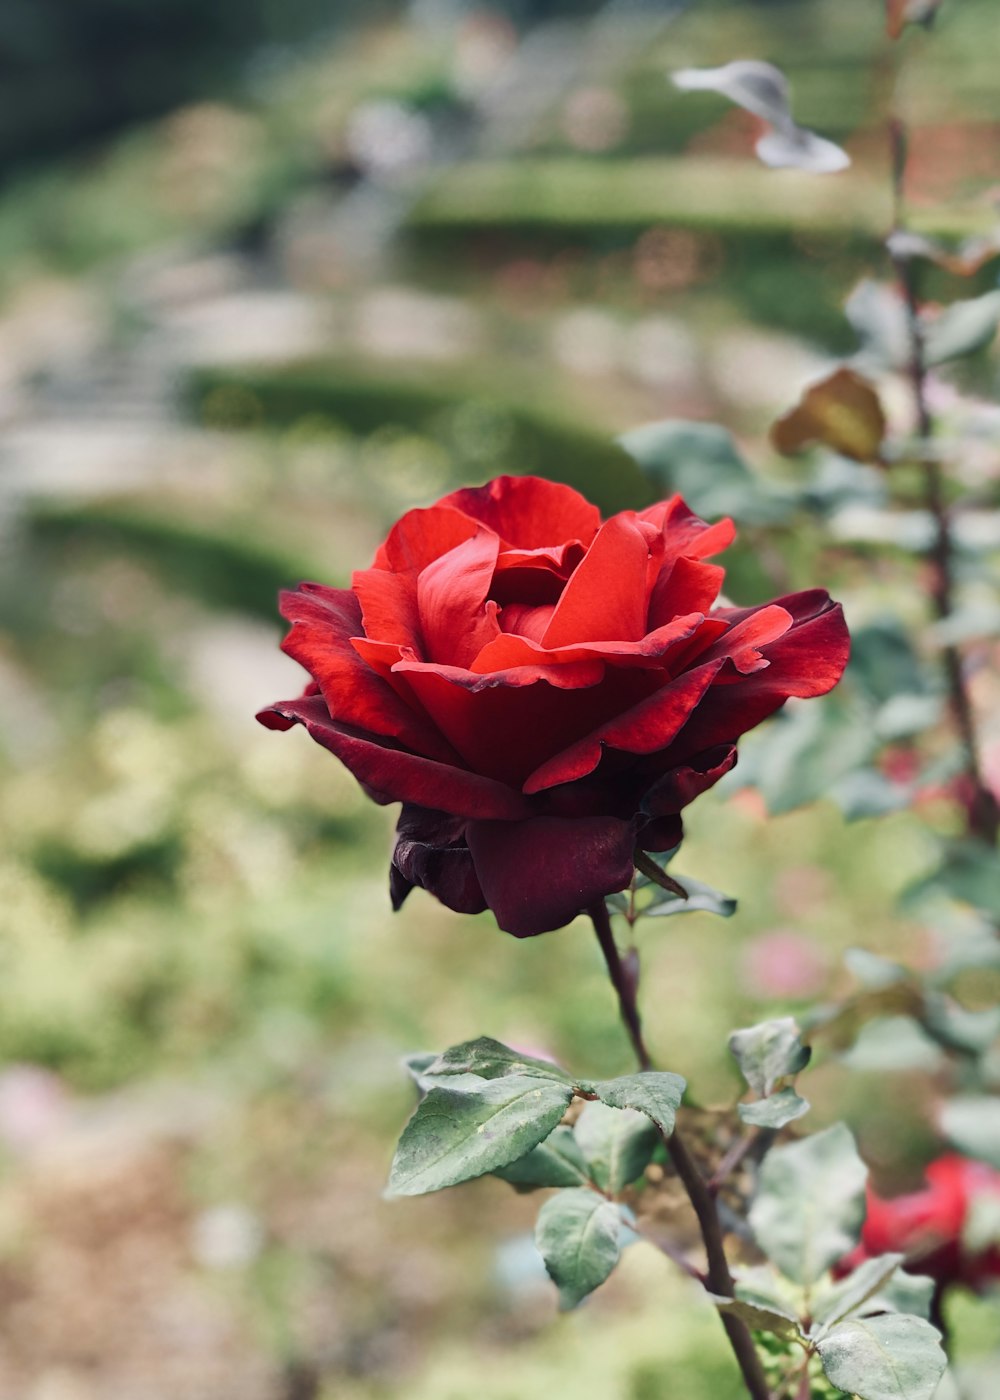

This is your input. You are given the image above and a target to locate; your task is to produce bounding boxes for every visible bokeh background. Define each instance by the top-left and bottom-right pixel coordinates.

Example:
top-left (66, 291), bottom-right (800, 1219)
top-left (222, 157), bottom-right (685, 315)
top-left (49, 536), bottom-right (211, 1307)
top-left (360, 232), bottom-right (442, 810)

top-left (1, 1), bottom-right (999, 1396)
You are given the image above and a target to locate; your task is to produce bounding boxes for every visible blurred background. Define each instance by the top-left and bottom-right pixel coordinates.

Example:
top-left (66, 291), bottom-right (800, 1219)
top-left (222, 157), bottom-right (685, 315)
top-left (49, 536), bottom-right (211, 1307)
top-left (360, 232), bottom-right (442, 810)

top-left (1, 0), bottom-right (999, 1396)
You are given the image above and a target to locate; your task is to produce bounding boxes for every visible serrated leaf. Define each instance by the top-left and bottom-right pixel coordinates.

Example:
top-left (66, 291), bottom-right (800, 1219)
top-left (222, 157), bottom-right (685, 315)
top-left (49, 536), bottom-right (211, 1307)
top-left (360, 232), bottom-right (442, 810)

top-left (733, 1264), bottom-right (805, 1316)
top-left (709, 1294), bottom-right (801, 1339)
top-left (940, 1096), bottom-right (1000, 1169)
top-left (642, 873), bottom-right (737, 919)
top-left (387, 1074), bottom-right (575, 1197)
top-left (420, 1037), bottom-right (573, 1085)
top-left (573, 1102), bottom-right (658, 1193)
top-left (535, 1188), bottom-right (625, 1309)
top-left (816, 1314), bottom-right (946, 1400)
top-left (580, 1071), bottom-right (686, 1137)
top-left (493, 1125), bottom-right (591, 1191)
top-left (729, 1018), bottom-right (811, 1097)
top-left (739, 1088), bottom-right (810, 1129)
top-left (749, 1124), bottom-right (868, 1286)
top-left (771, 368), bottom-right (887, 464)
top-left (811, 1254), bottom-right (905, 1332)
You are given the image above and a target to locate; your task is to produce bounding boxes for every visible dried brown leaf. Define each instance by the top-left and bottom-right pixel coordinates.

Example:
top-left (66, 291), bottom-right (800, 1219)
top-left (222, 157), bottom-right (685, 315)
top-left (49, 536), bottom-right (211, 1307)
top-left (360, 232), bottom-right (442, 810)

top-left (771, 368), bottom-right (887, 464)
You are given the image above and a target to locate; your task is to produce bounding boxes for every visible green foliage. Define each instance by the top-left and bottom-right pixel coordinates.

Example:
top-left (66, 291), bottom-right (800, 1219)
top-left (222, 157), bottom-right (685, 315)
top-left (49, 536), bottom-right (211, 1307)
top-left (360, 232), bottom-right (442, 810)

top-left (729, 1018), bottom-right (811, 1097)
top-left (493, 1126), bottom-right (591, 1190)
top-left (940, 1097), bottom-right (1000, 1170)
top-left (815, 1315), bottom-right (947, 1400)
top-left (534, 1188), bottom-right (629, 1310)
top-left (738, 1088), bottom-right (810, 1129)
top-left (572, 1102), bottom-right (658, 1194)
top-left (387, 1074), bottom-right (575, 1197)
top-left (749, 1124), bottom-right (868, 1287)
top-left (576, 1072), bottom-right (686, 1138)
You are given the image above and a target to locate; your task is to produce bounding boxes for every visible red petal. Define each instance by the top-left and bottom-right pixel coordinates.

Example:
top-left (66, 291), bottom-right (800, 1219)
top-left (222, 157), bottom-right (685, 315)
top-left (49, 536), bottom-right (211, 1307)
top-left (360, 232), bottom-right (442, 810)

top-left (373, 505), bottom-right (482, 573)
top-left (667, 592), bottom-right (851, 760)
top-left (471, 613), bottom-right (725, 675)
top-left (648, 557), bottom-right (725, 630)
top-left (641, 745), bottom-right (738, 817)
top-left (699, 604), bottom-right (793, 675)
top-left (277, 584), bottom-right (452, 761)
top-left (417, 529), bottom-right (502, 667)
top-left (542, 514), bottom-right (657, 648)
top-left (353, 566), bottom-right (423, 653)
top-left (522, 659), bottom-right (724, 793)
top-left (436, 475), bottom-right (601, 549)
top-left (393, 659), bottom-right (611, 787)
top-left (256, 694), bottom-right (530, 820)
top-left (640, 495), bottom-right (736, 564)
top-left (466, 814), bottom-right (636, 936)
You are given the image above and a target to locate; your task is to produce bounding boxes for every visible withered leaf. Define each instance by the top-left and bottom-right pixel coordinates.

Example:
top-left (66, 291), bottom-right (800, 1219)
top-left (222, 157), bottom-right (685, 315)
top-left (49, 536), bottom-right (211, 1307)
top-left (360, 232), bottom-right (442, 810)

top-left (771, 368), bottom-right (887, 464)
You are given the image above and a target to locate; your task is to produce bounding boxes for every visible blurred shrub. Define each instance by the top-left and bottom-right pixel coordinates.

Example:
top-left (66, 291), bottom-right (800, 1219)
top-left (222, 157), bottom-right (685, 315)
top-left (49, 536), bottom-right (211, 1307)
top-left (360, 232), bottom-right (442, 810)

top-left (0, 0), bottom-right (389, 168)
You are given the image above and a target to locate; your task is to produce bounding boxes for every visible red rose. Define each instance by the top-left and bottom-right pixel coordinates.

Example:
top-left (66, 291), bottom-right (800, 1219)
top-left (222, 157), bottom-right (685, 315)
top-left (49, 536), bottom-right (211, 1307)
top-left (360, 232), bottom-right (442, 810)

top-left (834, 1148), bottom-right (997, 1288)
top-left (258, 475), bottom-right (848, 936)
top-left (842, 1154), bottom-right (1000, 1291)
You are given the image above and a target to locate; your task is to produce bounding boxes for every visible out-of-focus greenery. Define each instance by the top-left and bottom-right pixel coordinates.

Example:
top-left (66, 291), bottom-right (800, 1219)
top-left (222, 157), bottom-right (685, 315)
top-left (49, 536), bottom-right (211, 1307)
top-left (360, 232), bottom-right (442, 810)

top-left (1, 0), bottom-right (999, 1395)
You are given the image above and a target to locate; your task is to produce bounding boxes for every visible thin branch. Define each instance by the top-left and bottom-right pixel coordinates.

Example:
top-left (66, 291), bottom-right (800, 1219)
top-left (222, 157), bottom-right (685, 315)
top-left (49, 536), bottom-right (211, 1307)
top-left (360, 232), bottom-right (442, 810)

top-left (887, 120), bottom-right (1000, 847)
top-left (589, 899), bottom-right (654, 1072)
top-left (589, 902), bottom-right (773, 1400)
top-left (663, 1130), bottom-right (773, 1400)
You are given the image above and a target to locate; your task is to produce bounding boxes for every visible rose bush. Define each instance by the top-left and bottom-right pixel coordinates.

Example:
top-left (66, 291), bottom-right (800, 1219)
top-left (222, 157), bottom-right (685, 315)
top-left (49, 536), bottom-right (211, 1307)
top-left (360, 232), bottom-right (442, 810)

top-left (258, 475), bottom-right (849, 936)
top-left (844, 1154), bottom-right (1000, 1291)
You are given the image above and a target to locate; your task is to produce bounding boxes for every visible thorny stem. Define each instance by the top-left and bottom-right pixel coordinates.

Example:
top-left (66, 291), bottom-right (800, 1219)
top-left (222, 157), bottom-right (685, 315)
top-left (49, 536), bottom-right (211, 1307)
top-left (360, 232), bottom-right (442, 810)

top-left (888, 120), bottom-right (1000, 847)
top-left (589, 901), bottom-right (773, 1400)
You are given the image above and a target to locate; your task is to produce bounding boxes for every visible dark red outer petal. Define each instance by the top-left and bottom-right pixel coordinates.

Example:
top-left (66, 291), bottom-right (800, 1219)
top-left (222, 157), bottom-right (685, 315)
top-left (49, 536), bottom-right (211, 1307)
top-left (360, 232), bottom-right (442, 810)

top-left (466, 814), bottom-right (637, 937)
top-left (256, 694), bottom-right (531, 821)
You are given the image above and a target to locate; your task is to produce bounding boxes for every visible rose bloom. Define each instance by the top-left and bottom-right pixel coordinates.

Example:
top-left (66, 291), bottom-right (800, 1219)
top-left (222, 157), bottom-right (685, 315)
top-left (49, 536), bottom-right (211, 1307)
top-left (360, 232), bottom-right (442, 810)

top-left (842, 1154), bottom-right (1000, 1292)
top-left (258, 475), bottom-right (848, 936)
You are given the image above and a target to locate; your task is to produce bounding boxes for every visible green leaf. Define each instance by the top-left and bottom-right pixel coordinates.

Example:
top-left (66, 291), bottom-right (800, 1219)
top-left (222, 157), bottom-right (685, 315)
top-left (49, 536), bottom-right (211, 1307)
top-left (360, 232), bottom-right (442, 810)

top-left (534, 1187), bottom-right (625, 1309)
top-left (844, 949), bottom-right (909, 991)
top-left (909, 841), bottom-right (1000, 920)
top-left (642, 873), bottom-right (737, 919)
top-left (402, 1051), bottom-right (439, 1091)
top-left (840, 1017), bottom-right (946, 1074)
top-left (811, 1254), bottom-right (905, 1332)
top-left (618, 419), bottom-right (787, 524)
top-left (580, 1071), bottom-right (687, 1137)
top-left (924, 290), bottom-right (1000, 365)
top-left (387, 1074), bottom-right (575, 1197)
top-left (739, 1088), bottom-right (810, 1129)
top-left (871, 1271), bottom-right (935, 1322)
top-left (493, 1125), bottom-right (591, 1191)
top-left (573, 1102), bottom-right (659, 1193)
top-left (709, 1294), bottom-right (801, 1339)
top-left (749, 1123), bottom-right (868, 1286)
top-left (816, 1314), bottom-right (947, 1400)
top-left (729, 1018), bottom-right (811, 1097)
top-left (420, 1036), bottom-right (573, 1085)
top-left (940, 1096), bottom-right (1000, 1170)
top-left (963, 1192), bottom-right (1000, 1253)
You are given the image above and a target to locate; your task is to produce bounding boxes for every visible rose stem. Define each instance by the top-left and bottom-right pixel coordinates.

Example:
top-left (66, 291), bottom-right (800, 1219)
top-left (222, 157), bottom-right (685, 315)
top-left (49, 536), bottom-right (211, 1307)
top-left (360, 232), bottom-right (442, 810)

top-left (888, 118), bottom-right (1000, 847)
top-left (588, 901), bottom-right (773, 1400)
top-left (588, 897), bottom-right (654, 1072)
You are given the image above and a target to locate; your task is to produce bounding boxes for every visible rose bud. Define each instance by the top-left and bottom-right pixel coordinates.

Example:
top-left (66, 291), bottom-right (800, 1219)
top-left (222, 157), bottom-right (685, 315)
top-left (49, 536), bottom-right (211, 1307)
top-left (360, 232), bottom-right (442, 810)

top-left (258, 476), bottom-right (849, 936)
